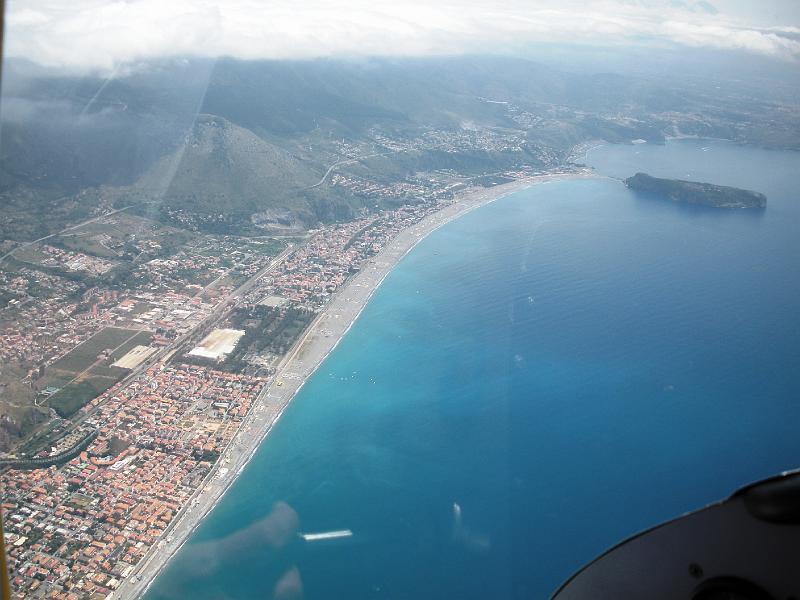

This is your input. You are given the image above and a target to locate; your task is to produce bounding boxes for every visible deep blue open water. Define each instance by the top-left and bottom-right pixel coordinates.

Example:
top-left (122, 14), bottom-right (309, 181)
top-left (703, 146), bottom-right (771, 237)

top-left (146, 139), bottom-right (800, 599)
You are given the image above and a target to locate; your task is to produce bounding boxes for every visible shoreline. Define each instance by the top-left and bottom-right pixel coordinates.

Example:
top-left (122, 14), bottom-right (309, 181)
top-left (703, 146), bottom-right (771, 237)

top-left (114, 170), bottom-right (596, 599)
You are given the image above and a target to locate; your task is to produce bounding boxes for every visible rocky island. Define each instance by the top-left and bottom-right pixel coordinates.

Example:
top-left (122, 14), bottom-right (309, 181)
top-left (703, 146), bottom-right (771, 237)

top-left (624, 172), bottom-right (767, 209)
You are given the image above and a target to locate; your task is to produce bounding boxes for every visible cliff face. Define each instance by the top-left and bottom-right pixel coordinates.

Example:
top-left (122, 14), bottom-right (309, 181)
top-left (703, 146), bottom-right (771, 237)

top-left (624, 172), bottom-right (767, 209)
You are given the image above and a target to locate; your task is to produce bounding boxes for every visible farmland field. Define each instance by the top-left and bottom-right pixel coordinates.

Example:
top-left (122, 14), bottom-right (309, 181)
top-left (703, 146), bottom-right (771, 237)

top-left (48, 327), bottom-right (145, 373)
top-left (41, 326), bottom-right (153, 417)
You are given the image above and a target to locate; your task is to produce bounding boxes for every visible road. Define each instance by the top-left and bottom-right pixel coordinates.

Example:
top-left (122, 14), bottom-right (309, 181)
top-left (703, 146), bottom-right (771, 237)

top-left (0, 204), bottom-right (140, 264)
top-left (306, 149), bottom-right (405, 190)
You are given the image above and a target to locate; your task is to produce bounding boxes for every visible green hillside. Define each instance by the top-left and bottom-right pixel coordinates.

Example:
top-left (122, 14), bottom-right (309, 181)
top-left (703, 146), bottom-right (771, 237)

top-left (1, 55), bottom-right (797, 240)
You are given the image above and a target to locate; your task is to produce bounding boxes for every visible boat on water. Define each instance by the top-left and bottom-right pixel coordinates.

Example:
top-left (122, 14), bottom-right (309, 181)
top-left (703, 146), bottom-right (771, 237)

top-left (299, 529), bottom-right (353, 542)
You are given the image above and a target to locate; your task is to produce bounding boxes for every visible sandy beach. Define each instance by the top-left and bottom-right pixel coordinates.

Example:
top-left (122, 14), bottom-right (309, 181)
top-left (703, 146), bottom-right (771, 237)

top-left (113, 171), bottom-right (592, 599)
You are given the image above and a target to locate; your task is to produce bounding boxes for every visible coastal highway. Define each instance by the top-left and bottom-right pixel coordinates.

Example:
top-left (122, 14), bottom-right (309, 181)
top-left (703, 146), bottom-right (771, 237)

top-left (113, 173), bottom-right (568, 600)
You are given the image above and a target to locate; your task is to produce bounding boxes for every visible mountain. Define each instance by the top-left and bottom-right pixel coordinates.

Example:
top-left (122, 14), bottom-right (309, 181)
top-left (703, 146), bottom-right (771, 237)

top-left (130, 114), bottom-right (343, 232)
top-left (0, 55), bottom-right (796, 240)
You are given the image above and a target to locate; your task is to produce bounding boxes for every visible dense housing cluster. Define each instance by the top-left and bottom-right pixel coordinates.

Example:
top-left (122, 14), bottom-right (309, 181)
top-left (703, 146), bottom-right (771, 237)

top-left (0, 147), bottom-right (569, 597)
top-left (1, 365), bottom-right (263, 598)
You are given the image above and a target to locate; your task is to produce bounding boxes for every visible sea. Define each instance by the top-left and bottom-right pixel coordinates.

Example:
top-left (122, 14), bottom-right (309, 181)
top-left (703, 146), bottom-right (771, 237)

top-left (146, 139), bottom-right (800, 599)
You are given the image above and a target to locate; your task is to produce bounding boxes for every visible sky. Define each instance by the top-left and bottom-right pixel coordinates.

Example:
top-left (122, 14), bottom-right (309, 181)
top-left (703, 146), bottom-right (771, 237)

top-left (5, 0), bottom-right (800, 72)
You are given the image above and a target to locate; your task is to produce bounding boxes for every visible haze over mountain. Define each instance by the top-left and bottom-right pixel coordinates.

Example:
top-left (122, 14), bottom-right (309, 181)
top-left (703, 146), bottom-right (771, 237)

top-left (1, 2), bottom-right (798, 238)
top-left (2, 52), bottom-right (798, 240)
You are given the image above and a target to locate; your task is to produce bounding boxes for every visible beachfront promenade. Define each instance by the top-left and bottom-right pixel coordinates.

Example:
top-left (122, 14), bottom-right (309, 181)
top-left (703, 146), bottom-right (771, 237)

top-left (0, 173), bottom-right (590, 600)
top-left (113, 175), bottom-right (564, 599)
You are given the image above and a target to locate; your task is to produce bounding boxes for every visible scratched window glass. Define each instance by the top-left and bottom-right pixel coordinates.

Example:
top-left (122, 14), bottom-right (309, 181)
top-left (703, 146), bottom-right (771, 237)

top-left (1, 3), bottom-right (800, 600)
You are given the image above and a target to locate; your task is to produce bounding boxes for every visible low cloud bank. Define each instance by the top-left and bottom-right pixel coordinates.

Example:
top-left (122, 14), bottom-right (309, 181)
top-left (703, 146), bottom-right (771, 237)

top-left (6, 0), bottom-right (800, 72)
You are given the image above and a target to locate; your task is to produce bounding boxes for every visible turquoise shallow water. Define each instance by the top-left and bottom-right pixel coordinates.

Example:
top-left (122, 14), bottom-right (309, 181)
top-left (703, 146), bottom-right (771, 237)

top-left (147, 140), bottom-right (800, 599)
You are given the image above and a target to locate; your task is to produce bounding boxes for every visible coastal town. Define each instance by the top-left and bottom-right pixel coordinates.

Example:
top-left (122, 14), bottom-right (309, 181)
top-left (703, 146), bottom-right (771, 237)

top-left (0, 157), bottom-right (587, 598)
top-left (1, 3), bottom-right (798, 595)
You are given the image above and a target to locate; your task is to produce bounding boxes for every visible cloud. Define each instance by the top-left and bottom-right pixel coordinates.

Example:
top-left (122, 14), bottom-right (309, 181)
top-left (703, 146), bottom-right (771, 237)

top-left (659, 19), bottom-right (800, 56)
top-left (5, 0), bottom-right (800, 72)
